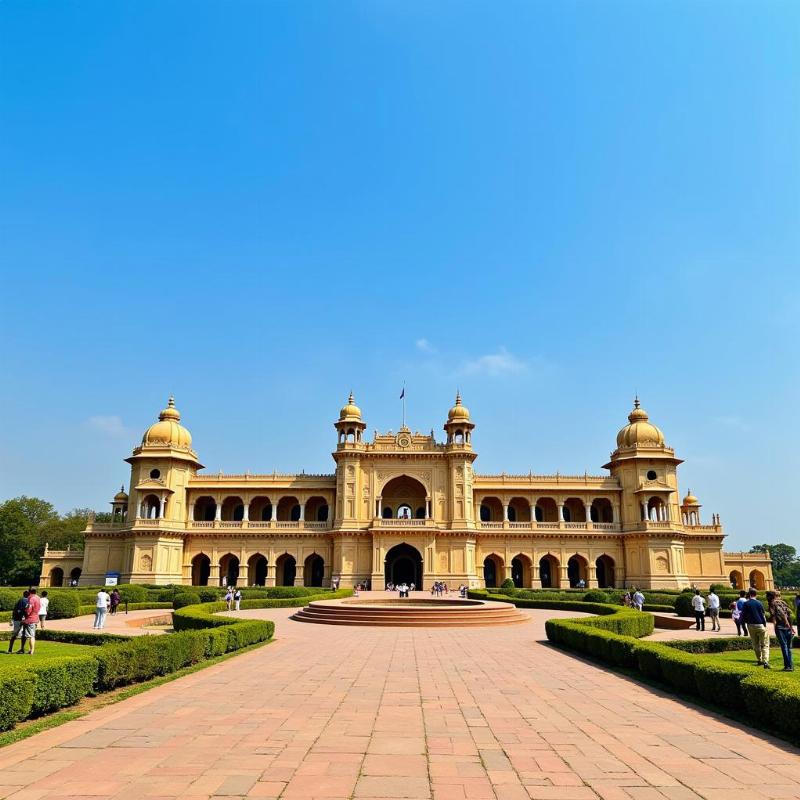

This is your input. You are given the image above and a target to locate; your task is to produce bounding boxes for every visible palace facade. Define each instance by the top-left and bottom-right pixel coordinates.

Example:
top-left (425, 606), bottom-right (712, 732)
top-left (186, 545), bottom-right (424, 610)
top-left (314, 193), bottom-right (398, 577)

top-left (40, 394), bottom-right (773, 591)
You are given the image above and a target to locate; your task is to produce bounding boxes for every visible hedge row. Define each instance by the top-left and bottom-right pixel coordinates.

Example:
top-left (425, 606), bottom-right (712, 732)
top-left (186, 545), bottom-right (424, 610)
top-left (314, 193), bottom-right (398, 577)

top-left (0, 612), bottom-right (274, 730)
top-left (172, 588), bottom-right (354, 630)
top-left (545, 613), bottom-right (800, 741)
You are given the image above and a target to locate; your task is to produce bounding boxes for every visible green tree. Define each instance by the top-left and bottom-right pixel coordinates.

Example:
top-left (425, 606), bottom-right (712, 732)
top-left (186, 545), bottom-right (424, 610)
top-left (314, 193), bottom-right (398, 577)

top-left (750, 543), bottom-right (800, 588)
top-left (0, 498), bottom-right (101, 586)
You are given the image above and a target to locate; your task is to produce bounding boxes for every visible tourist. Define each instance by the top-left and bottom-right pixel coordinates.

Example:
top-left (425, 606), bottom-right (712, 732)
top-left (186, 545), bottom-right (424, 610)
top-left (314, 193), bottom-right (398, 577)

top-left (224, 588), bottom-right (233, 611)
top-left (7, 590), bottom-right (29, 654)
top-left (691, 590), bottom-right (706, 631)
top-left (409, 582), bottom-right (415, 593)
top-left (766, 590), bottom-right (794, 672)
top-left (38, 590), bottom-right (49, 630)
top-left (736, 591), bottom-right (748, 636)
top-left (109, 588), bottom-right (121, 615)
top-left (794, 592), bottom-right (800, 626)
top-left (622, 591), bottom-right (632, 607)
top-left (707, 588), bottom-right (721, 632)
top-left (632, 588), bottom-right (645, 612)
top-left (741, 588), bottom-right (769, 668)
top-left (19, 588), bottom-right (41, 655)
top-left (354, 583), bottom-right (360, 597)
top-left (234, 588), bottom-right (242, 611)
top-left (730, 599), bottom-right (746, 636)
top-left (94, 587), bottom-right (110, 629)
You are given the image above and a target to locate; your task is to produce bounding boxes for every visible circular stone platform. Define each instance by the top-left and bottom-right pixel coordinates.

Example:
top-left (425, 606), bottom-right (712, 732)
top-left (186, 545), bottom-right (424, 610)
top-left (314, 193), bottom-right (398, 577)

top-left (291, 596), bottom-right (530, 627)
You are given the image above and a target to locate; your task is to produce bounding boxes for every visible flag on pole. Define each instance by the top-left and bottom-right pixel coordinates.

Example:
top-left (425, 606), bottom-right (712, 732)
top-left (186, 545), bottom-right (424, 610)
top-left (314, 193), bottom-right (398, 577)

top-left (399, 388), bottom-right (405, 399)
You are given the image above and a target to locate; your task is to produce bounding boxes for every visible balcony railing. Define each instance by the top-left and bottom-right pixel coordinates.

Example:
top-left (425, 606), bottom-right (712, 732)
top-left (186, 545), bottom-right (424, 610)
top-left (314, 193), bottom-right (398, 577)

top-left (373, 518), bottom-right (437, 528)
top-left (187, 520), bottom-right (332, 531)
top-left (478, 520), bottom-right (621, 532)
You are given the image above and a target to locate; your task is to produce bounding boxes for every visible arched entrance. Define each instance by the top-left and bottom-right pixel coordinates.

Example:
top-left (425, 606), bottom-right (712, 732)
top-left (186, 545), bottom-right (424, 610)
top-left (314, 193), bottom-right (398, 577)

top-left (381, 476), bottom-right (427, 520)
top-left (729, 570), bottom-right (743, 590)
top-left (192, 554), bottom-right (211, 586)
top-left (70, 567), bottom-right (82, 584)
top-left (483, 554), bottom-right (504, 588)
top-left (539, 554), bottom-right (560, 588)
top-left (247, 554), bottom-right (268, 586)
top-left (219, 553), bottom-right (240, 587)
top-left (595, 555), bottom-right (615, 588)
top-left (304, 554), bottom-right (325, 587)
top-left (49, 567), bottom-right (64, 587)
top-left (511, 555), bottom-right (532, 588)
top-left (567, 555), bottom-right (588, 587)
top-left (385, 543), bottom-right (423, 587)
top-left (749, 569), bottom-right (765, 590)
top-left (276, 554), bottom-right (296, 586)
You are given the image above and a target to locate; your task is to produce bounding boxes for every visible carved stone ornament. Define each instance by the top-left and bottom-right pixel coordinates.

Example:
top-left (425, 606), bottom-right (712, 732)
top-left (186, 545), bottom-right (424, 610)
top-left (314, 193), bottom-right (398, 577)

top-left (396, 432), bottom-right (412, 449)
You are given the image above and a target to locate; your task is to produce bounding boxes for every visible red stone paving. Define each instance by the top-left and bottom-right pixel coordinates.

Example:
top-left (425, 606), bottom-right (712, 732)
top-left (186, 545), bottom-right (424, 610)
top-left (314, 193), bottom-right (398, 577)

top-left (1, 606), bottom-right (798, 800)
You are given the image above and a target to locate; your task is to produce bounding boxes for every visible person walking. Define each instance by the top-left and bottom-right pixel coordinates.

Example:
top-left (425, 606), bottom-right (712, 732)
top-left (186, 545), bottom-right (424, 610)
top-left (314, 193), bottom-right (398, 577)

top-left (730, 599), bottom-right (746, 636)
top-left (736, 591), bottom-right (749, 636)
top-left (224, 588), bottom-right (233, 611)
top-left (707, 588), bottom-right (721, 632)
top-left (691, 589), bottom-right (706, 631)
top-left (234, 588), bottom-right (242, 611)
top-left (109, 588), bottom-right (121, 615)
top-left (38, 590), bottom-right (49, 630)
top-left (632, 589), bottom-right (645, 612)
top-left (741, 588), bottom-right (770, 668)
top-left (19, 588), bottom-right (41, 655)
top-left (766, 590), bottom-right (795, 672)
top-left (94, 587), bottom-right (110, 629)
top-left (7, 590), bottom-right (30, 654)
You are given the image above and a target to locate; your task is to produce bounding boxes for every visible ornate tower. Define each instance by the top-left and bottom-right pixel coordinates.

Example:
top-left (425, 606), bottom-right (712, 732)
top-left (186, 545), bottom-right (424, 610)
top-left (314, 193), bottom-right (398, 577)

top-left (443, 393), bottom-right (477, 530)
top-left (332, 393), bottom-right (367, 525)
top-left (126, 396), bottom-right (202, 524)
top-left (604, 397), bottom-right (689, 587)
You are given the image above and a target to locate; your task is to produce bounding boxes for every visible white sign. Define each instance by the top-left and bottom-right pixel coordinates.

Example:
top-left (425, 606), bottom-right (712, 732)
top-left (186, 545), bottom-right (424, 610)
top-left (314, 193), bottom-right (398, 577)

top-left (105, 576), bottom-right (119, 586)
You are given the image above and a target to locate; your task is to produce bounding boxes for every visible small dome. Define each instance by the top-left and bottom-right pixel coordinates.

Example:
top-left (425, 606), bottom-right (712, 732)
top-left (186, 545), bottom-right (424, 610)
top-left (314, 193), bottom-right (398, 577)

top-left (142, 396), bottom-right (193, 449)
top-left (616, 397), bottom-right (665, 448)
top-left (448, 392), bottom-right (470, 421)
top-left (339, 392), bottom-right (362, 421)
top-left (113, 485), bottom-right (128, 501)
top-left (682, 490), bottom-right (700, 507)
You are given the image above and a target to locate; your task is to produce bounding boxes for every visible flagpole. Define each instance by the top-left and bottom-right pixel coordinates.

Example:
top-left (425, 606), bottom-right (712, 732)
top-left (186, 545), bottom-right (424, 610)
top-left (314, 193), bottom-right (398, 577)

top-left (402, 385), bottom-right (406, 429)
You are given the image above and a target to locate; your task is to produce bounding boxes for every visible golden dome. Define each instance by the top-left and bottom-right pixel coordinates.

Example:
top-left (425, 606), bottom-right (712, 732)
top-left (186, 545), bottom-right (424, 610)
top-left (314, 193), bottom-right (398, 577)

top-left (616, 397), bottom-right (665, 448)
top-left (682, 490), bottom-right (700, 507)
top-left (448, 392), bottom-right (470, 421)
top-left (339, 392), bottom-right (362, 421)
top-left (142, 396), bottom-right (193, 449)
top-left (113, 485), bottom-right (128, 501)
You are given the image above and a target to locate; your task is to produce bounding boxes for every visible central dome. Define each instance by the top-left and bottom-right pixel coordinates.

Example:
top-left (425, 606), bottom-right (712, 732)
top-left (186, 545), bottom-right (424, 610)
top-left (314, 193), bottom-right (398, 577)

top-left (142, 396), bottom-right (193, 449)
top-left (616, 398), bottom-right (665, 448)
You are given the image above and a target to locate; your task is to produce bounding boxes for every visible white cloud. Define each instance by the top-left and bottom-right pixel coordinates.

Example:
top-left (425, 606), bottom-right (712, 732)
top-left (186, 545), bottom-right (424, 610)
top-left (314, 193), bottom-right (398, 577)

top-left (461, 347), bottom-right (527, 377)
top-left (416, 338), bottom-right (435, 353)
top-left (713, 415), bottom-right (751, 433)
top-left (84, 415), bottom-right (131, 438)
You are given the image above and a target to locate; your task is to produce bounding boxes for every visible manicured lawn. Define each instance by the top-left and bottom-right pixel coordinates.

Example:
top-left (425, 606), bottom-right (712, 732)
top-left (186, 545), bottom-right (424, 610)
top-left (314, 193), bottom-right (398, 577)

top-left (0, 641), bottom-right (92, 666)
top-left (713, 646), bottom-right (798, 676)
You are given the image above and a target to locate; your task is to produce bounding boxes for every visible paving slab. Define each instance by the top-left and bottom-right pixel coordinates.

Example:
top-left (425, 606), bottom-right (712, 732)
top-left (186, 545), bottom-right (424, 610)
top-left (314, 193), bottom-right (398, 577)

top-left (0, 606), bottom-right (798, 800)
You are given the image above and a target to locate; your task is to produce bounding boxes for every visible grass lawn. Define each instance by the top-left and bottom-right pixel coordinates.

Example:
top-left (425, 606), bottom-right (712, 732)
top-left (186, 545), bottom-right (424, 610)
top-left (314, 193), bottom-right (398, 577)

top-left (0, 640), bottom-right (93, 666)
top-left (713, 646), bottom-right (797, 676)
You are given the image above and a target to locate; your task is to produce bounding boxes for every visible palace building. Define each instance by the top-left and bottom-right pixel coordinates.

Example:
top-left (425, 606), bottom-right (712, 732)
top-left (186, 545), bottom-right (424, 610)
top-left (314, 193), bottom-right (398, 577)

top-left (40, 394), bottom-right (773, 591)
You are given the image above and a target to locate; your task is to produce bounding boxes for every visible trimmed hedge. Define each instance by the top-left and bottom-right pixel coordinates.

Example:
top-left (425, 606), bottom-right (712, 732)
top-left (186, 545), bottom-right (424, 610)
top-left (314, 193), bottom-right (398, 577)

top-left (0, 605), bottom-right (275, 730)
top-left (173, 592), bottom-right (202, 609)
top-left (46, 593), bottom-right (81, 619)
top-left (545, 611), bottom-right (800, 741)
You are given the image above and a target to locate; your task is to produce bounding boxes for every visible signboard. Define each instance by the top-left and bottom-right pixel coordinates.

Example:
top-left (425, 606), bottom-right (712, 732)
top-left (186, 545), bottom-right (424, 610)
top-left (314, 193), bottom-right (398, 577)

top-left (105, 572), bottom-right (121, 586)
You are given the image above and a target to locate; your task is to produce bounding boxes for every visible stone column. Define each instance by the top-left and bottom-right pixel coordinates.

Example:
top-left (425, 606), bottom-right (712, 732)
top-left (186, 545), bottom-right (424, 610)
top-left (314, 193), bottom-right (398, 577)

top-left (503, 504), bottom-right (509, 522)
top-left (641, 501), bottom-right (648, 521)
top-left (558, 503), bottom-right (565, 522)
top-left (584, 503), bottom-right (593, 527)
top-left (214, 501), bottom-right (222, 522)
top-left (242, 503), bottom-right (250, 522)
top-left (265, 563), bottom-right (276, 587)
top-left (299, 503), bottom-right (306, 522)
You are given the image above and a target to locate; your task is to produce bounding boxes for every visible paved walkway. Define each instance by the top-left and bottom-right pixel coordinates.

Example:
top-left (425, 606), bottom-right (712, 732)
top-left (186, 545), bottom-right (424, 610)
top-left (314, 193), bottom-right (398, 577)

top-left (1, 607), bottom-right (798, 800)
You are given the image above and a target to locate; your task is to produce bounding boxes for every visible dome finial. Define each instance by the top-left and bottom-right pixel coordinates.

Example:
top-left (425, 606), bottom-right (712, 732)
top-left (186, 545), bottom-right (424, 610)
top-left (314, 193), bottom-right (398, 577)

top-left (348, 391), bottom-right (354, 404)
top-left (168, 395), bottom-right (175, 408)
top-left (634, 394), bottom-right (640, 410)
top-left (455, 390), bottom-right (462, 405)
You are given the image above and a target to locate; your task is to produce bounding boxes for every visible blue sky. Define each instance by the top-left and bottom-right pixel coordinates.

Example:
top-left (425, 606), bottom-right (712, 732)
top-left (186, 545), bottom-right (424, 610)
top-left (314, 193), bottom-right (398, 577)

top-left (1, 1), bottom-right (798, 550)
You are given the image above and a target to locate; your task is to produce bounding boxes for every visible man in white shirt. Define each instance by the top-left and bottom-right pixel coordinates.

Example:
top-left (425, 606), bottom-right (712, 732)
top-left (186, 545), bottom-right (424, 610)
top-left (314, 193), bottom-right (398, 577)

top-left (707, 589), bottom-right (721, 631)
top-left (38, 591), bottom-right (50, 629)
top-left (94, 589), bottom-right (111, 629)
top-left (632, 589), bottom-right (645, 611)
top-left (691, 590), bottom-right (706, 631)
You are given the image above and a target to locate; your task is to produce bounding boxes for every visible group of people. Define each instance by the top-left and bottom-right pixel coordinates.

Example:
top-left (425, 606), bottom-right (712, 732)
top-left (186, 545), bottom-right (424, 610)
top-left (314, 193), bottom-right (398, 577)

top-left (6, 588), bottom-right (48, 655)
top-left (93, 587), bottom-right (122, 628)
top-left (224, 587), bottom-right (243, 611)
top-left (622, 589), bottom-right (645, 611)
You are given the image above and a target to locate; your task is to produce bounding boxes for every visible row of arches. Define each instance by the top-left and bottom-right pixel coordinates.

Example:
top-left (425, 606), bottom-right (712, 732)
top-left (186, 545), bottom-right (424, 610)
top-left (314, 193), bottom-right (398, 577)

top-left (478, 497), bottom-right (614, 523)
top-left (729, 569), bottom-right (766, 590)
top-left (482, 553), bottom-right (616, 588)
top-left (191, 496), bottom-right (330, 523)
top-left (190, 552), bottom-right (325, 587)
top-left (48, 566), bottom-right (82, 586)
